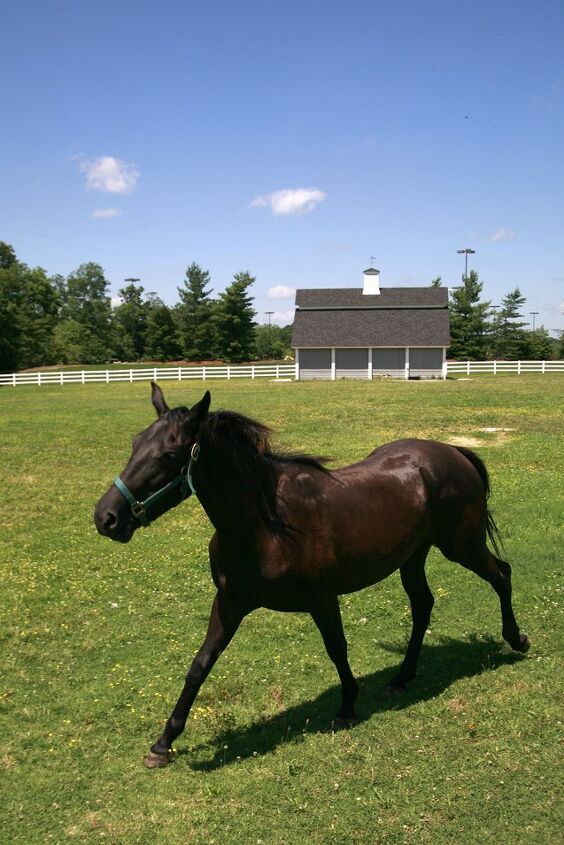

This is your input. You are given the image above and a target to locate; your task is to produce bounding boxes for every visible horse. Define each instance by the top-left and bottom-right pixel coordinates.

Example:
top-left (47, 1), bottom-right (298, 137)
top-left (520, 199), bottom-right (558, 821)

top-left (94, 383), bottom-right (529, 768)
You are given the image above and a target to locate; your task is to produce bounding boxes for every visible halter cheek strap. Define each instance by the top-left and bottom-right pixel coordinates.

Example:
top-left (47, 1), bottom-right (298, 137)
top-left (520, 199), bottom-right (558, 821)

top-left (113, 442), bottom-right (200, 527)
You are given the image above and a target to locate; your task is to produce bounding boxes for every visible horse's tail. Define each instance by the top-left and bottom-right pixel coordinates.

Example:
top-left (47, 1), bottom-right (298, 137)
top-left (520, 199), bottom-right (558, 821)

top-left (454, 445), bottom-right (504, 557)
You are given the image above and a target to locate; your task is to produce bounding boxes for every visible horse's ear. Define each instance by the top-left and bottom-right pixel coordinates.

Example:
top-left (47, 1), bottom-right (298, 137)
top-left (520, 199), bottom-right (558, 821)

top-left (151, 381), bottom-right (170, 417)
top-left (191, 390), bottom-right (211, 424)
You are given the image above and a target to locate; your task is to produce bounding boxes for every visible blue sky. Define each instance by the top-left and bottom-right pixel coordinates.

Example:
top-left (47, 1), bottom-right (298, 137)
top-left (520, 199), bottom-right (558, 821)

top-left (1, 0), bottom-right (563, 331)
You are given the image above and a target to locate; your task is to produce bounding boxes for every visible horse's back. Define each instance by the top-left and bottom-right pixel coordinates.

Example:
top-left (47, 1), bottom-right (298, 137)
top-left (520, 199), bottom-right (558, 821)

top-left (280, 438), bottom-right (488, 595)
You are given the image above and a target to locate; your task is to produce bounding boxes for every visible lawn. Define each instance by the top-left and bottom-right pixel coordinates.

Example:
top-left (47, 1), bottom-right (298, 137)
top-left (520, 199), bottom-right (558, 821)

top-left (1, 376), bottom-right (562, 844)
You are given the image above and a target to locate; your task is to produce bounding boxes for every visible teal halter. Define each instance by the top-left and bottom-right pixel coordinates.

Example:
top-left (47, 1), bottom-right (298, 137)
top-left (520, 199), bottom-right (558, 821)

top-left (113, 443), bottom-right (200, 527)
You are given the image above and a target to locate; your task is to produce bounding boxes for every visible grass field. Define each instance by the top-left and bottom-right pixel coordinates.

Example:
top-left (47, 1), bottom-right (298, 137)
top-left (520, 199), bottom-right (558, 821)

top-left (1, 376), bottom-right (562, 844)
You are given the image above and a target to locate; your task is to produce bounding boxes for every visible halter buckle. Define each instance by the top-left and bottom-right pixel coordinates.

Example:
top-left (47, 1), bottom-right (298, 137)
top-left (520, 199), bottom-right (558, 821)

top-left (131, 501), bottom-right (148, 521)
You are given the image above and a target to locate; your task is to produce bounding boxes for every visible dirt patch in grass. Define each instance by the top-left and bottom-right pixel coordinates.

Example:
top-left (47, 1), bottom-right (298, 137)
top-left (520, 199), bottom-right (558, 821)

top-left (447, 428), bottom-right (518, 448)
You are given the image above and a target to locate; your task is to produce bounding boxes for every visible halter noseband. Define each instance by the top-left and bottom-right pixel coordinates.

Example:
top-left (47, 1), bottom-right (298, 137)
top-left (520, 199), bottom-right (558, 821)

top-left (112, 442), bottom-right (200, 527)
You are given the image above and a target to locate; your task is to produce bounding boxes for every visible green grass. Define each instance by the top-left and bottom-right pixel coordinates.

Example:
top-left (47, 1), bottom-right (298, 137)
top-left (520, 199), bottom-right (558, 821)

top-left (1, 376), bottom-right (562, 845)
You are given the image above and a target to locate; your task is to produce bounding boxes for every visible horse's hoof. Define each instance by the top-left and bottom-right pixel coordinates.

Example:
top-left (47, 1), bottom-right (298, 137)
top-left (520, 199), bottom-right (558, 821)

top-left (517, 634), bottom-right (530, 653)
top-left (144, 749), bottom-right (173, 769)
top-left (333, 716), bottom-right (356, 731)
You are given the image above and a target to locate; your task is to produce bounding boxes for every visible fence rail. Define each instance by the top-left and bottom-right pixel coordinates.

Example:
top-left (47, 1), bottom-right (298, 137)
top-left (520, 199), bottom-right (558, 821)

top-left (0, 363), bottom-right (296, 387)
top-left (0, 360), bottom-right (562, 387)
top-left (447, 360), bottom-right (564, 375)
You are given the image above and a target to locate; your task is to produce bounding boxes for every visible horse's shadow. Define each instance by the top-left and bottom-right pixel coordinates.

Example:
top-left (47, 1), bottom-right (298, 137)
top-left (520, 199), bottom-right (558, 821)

top-left (180, 635), bottom-right (527, 771)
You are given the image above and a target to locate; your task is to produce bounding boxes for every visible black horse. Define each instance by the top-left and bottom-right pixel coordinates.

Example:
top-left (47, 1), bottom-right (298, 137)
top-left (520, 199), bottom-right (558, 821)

top-left (94, 384), bottom-right (529, 768)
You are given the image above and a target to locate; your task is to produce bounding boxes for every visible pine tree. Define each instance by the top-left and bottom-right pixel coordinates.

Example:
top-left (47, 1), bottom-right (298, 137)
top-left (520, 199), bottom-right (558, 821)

top-left (176, 263), bottom-right (216, 360)
top-left (496, 288), bottom-right (528, 359)
top-left (214, 272), bottom-right (256, 362)
top-left (447, 271), bottom-right (490, 360)
top-left (145, 301), bottom-right (182, 361)
top-left (111, 282), bottom-right (148, 360)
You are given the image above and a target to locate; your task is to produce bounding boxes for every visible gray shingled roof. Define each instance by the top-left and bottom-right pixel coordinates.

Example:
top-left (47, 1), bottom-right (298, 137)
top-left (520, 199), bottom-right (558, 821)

top-left (295, 287), bottom-right (448, 308)
top-left (292, 308), bottom-right (450, 348)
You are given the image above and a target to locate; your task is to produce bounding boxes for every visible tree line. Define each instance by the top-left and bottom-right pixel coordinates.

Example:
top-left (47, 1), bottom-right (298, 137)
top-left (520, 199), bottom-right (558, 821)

top-left (445, 271), bottom-right (561, 361)
top-left (1, 239), bottom-right (560, 372)
top-left (0, 242), bottom-right (292, 372)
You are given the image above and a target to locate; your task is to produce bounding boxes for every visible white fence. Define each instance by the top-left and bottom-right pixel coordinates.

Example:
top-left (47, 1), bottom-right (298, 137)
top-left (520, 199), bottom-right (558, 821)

top-left (447, 360), bottom-right (564, 375)
top-left (0, 360), bottom-right (562, 387)
top-left (0, 363), bottom-right (296, 387)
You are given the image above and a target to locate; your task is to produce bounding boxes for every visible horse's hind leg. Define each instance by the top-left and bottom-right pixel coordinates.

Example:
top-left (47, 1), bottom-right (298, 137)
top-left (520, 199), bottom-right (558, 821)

top-left (389, 544), bottom-right (434, 691)
top-left (457, 549), bottom-right (530, 653)
top-left (310, 593), bottom-right (358, 723)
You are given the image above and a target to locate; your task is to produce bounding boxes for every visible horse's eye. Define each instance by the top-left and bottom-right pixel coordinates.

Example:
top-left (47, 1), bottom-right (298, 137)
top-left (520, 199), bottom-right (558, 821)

top-left (168, 433), bottom-right (176, 445)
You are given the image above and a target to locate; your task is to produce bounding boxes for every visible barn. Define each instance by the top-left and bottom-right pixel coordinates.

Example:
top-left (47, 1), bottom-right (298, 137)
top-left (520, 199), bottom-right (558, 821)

top-left (291, 268), bottom-right (450, 380)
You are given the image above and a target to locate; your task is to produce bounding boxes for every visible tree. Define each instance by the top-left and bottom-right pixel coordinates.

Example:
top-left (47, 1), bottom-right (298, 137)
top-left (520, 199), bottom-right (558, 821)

top-left (176, 263), bottom-right (216, 360)
top-left (145, 300), bottom-right (182, 361)
top-left (60, 263), bottom-right (112, 363)
top-left (495, 288), bottom-right (528, 359)
top-left (111, 282), bottom-right (149, 360)
top-left (0, 241), bottom-right (17, 269)
top-left (430, 276), bottom-right (443, 288)
top-left (0, 245), bottom-right (61, 371)
top-left (214, 271), bottom-right (256, 362)
top-left (524, 327), bottom-right (553, 360)
top-left (255, 323), bottom-right (293, 359)
top-left (447, 271), bottom-right (490, 360)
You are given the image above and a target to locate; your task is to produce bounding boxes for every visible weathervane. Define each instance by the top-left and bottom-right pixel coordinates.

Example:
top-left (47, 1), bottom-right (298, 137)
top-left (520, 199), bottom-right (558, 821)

top-left (369, 256), bottom-right (376, 268)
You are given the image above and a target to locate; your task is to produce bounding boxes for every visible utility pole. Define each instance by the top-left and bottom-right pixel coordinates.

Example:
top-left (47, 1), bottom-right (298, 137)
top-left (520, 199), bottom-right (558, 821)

top-left (265, 311), bottom-right (274, 359)
top-left (530, 311), bottom-right (539, 332)
top-left (124, 277), bottom-right (141, 357)
top-left (457, 248), bottom-right (476, 280)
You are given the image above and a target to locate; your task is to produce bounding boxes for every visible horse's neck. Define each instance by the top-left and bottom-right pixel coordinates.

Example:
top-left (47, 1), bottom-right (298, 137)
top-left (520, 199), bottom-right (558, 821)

top-left (192, 452), bottom-right (262, 540)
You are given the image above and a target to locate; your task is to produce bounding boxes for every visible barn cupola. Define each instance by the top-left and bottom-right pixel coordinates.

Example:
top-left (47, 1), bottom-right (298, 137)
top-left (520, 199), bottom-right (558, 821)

top-left (362, 267), bottom-right (381, 295)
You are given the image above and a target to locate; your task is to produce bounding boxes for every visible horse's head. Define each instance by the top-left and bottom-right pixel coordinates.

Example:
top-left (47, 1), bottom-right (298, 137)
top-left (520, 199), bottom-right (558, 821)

top-left (94, 383), bottom-right (211, 543)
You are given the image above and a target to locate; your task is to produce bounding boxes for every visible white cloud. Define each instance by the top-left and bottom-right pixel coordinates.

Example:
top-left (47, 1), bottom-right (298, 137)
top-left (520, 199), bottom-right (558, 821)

top-left (268, 285), bottom-right (296, 299)
top-left (251, 187), bottom-right (326, 216)
top-left (490, 228), bottom-right (516, 242)
top-left (92, 208), bottom-right (123, 218)
top-left (272, 309), bottom-right (295, 325)
top-left (78, 155), bottom-right (139, 194)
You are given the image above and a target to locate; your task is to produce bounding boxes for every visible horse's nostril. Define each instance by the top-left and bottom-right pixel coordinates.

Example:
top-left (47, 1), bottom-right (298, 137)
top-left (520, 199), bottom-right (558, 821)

top-left (95, 507), bottom-right (118, 535)
top-left (104, 510), bottom-right (118, 531)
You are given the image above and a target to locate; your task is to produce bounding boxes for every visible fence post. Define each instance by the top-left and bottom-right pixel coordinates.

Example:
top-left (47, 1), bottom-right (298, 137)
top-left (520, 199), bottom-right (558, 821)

top-left (252, 365), bottom-right (255, 379)
top-left (466, 361), bottom-right (470, 375)
top-left (106, 370), bottom-right (110, 383)
top-left (82, 371), bottom-right (85, 384)
top-left (153, 368), bottom-right (157, 381)
top-left (13, 373), bottom-right (16, 386)
top-left (518, 360), bottom-right (521, 375)
top-left (227, 366), bottom-right (231, 380)
top-left (60, 371), bottom-right (63, 385)
top-left (276, 364), bottom-right (280, 378)
top-left (38, 372), bottom-right (42, 386)
top-left (493, 360), bottom-right (497, 374)
top-left (203, 366), bottom-right (206, 380)
top-left (178, 367), bottom-right (181, 381)
top-left (542, 360), bottom-right (546, 374)
top-left (129, 369), bottom-right (133, 382)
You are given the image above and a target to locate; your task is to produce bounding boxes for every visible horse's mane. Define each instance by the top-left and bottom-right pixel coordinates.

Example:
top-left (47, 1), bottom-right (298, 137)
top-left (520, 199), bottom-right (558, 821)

top-left (199, 410), bottom-right (329, 533)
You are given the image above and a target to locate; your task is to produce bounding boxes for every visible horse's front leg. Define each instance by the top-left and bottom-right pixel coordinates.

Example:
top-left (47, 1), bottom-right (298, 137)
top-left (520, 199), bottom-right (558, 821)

top-left (145, 590), bottom-right (246, 768)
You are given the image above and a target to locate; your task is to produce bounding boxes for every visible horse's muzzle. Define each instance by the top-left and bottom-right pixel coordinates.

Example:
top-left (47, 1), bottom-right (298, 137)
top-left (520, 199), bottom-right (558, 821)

top-left (94, 491), bottom-right (136, 543)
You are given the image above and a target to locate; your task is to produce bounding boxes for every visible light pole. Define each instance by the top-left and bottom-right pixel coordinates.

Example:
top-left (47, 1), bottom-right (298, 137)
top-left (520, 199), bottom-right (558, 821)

top-left (490, 305), bottom-right (500, 358)
top-left (265, 311), bottom-right (274, 358)
top-left (124, 277), bottom-right (141, 357)
top-left (457, 248), bottom-right (476, 280)
top-left (530, 311), bottom-right (539, 332)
